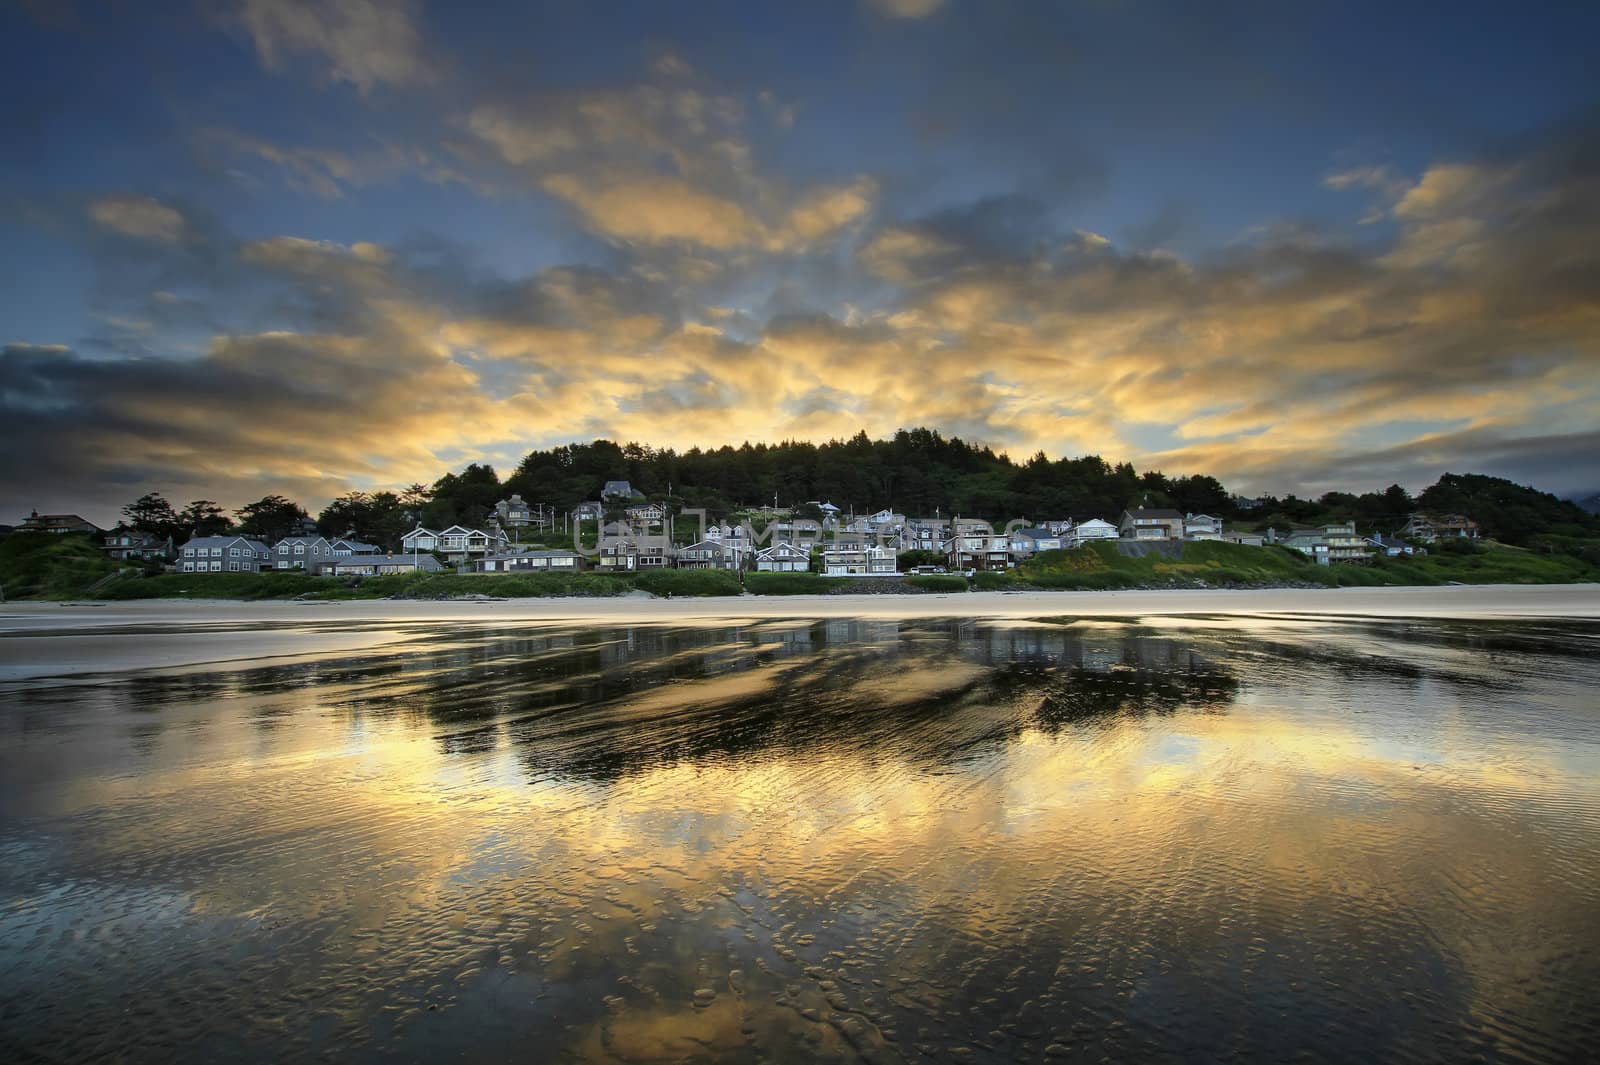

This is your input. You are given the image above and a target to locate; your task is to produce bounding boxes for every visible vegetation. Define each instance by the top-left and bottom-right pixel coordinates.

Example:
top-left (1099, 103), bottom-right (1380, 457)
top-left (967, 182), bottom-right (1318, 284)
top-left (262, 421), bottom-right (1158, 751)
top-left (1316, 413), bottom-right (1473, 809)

top-left (632, 569), bottom-right (742, 597)
top-left (1011, 539), bottom-right (1600, 590)
top-left (744, 572), bottom-right (847, 595)
top-left (0, 533), bottom-right (121, 600)
top-left (905, 574), bottom-right (968, 592)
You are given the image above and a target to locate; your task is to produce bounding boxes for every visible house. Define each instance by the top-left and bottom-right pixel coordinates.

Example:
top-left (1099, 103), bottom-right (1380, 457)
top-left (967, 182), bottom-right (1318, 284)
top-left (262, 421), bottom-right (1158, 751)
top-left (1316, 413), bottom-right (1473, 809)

top-left (477, 549), bottom-right (584, 573)
top-left (495, 494), bottom-right (532, 528)
top-left (103, 527), bottom-right (172, 561)
top-left (178, 535), bottom-right (271, 573)
top-left (1009, 527), bottom-right (1064, 556)
top-left (601, 480), bottom-right (636, 501)
top-left (676, 540), bottom-right (738, 570)
top-left (274, 535), bottom-right (378, 570)
top-left (322, 553), bottom-right (444, 576)
top-left (1183, 513), bottom-right (1224, 540)
top-left (821, 544), bottom-right (897, 577)
top-left (573, 501), bottom-right (605, 522)
top-left (401, 525), bottom-right (507, 560)
top-left (944, 532), bottom-right (1011, 572)
top-left (1366, 533), bottom-right (1417, 557)
top-left (625, 502), bottom-right (666, 524)
top-left (755, 542), bottom-right (811, 572)
top-left (17, 511), bottom-right (103, 535)
top-left (596, 537), bottom-right (672, 571)
top-left (901, 518), bottom-right (951, 551)
top-left (1282, 523), bottom-right (1373, 565)
top-left (1400, 513), bottom-right (1480, 543)
top-left (1119, 508), bottom-right (1185, 540)
top-left (1068, 518), bottom-right (1119, 547)
top-left (1221, 530), bottom-right (1265, 547)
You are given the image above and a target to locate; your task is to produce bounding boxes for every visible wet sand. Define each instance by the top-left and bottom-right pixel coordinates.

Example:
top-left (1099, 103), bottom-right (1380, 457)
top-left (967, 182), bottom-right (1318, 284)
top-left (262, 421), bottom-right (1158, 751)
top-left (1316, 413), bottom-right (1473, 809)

top-left (1, 584), bottom-right (1596, 683)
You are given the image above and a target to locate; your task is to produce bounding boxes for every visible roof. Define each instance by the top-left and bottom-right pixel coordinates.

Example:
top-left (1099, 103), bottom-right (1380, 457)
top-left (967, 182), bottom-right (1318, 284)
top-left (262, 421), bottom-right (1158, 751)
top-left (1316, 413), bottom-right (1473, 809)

top-left (601, 480), bottom-right (634, 498)
top-left (183, 535), bottom-right (269, 550)
top-left (1124, 508), bottom-right (1183, 519)
top-left (330, 553), bottom-right (443, 570)
top-left (19, 513), bottom-right (102, 532)
top-left (1015, 527), bottom-right (1056, 539)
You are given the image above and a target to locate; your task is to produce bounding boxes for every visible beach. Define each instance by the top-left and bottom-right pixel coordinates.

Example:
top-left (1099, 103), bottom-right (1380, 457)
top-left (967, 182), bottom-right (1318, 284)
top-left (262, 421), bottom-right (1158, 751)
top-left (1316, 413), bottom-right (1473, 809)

top-left (2, 582), bottom-right (1595, 683)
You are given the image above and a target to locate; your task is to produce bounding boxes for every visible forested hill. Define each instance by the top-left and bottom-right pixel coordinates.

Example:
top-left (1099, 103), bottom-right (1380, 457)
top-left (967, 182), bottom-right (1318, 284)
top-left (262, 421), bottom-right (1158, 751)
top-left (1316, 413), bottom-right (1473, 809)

top-left (496, 429), bottom-right (1211, 523)
top-left (110, 429), bottom-right (1600, 552)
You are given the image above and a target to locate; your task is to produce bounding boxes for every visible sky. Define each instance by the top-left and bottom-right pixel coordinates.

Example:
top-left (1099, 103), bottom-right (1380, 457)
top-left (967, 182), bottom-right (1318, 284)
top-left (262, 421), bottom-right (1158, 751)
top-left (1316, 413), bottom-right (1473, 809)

top-left (2, 0), bottom-right (1598, 524)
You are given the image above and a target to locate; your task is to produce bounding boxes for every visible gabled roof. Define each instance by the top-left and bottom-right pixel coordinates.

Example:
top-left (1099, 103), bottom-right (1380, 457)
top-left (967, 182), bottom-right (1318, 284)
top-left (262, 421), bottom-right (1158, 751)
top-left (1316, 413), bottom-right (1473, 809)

top-left (1124, 507), bottom-right (1183, 519)
top-left (183, 535), bottom-right (269, 551)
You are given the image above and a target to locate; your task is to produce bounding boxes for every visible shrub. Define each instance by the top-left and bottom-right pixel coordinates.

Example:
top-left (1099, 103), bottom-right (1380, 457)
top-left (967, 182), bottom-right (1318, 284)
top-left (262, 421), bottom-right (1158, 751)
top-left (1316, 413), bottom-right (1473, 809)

top-left (744, 572), bottom-right (845, 595)
top-left (906, 574), bottom-right (968, 592)
top-left (633, 569), bottom-right (742, 597)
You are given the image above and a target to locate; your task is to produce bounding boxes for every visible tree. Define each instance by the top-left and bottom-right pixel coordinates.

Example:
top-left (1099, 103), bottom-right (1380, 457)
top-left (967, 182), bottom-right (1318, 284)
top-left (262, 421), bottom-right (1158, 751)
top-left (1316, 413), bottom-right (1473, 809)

top-left (122, 492), bottom-right (178, 537)
top-left (179, 500), bottom-right (230, 537)
top-left (235, 495), bottom-right (308, 544)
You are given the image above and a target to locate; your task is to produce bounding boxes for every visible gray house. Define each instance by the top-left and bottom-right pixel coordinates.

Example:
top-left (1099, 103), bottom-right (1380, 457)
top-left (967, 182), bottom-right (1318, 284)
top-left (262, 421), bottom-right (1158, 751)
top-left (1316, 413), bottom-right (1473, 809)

top-left (178, 535), bottom-right (271, 573)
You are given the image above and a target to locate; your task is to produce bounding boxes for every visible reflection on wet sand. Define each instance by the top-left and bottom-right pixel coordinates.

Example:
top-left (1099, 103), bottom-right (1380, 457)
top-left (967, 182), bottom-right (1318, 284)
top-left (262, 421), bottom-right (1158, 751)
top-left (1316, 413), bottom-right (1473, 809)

top-left (2, 617), bottom-right (1598, 1063)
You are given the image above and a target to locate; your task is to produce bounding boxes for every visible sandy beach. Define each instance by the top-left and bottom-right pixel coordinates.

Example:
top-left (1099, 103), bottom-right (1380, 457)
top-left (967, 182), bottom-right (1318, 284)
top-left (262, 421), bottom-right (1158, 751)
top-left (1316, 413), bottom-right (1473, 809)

top-left (0, 583), bottom-right (1596, 684)
top-left (4, 582), bottom-right (1600, 630)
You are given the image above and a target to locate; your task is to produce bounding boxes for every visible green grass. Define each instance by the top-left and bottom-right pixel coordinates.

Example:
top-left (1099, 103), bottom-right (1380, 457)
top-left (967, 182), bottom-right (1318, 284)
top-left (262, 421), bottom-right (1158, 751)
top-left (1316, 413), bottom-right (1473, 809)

top-left (1012, 538), bottom-right (1600, 590)
top-left (96, 571), bottom-right (347, 600)
top-left (632, 568), bottom-right (742, 597)
top-left (0, 533), bottom-right (122, 600)
top-left (905, 574), bottom-right (968, 592)
top-left (744, 572), bottom-right (847, 595)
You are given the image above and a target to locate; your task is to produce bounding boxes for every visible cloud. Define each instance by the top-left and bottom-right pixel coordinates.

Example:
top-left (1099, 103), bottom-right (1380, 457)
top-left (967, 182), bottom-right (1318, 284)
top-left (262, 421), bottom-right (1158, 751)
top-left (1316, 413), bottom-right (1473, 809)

top-left (87, 195), bottom-right (187, 243)
top-left (238, 0), bottom-right (432, 93)
top-left (464, 73), bottom-right (874, 252)
top-left (540, 174), bottom-right (761, 250)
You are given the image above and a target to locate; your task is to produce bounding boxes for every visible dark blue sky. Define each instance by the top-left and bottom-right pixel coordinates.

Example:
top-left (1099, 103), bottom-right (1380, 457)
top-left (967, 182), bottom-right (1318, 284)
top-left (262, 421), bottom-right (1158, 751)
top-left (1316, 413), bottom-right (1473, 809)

top-left (3, 0), bottom-right (1598, 520)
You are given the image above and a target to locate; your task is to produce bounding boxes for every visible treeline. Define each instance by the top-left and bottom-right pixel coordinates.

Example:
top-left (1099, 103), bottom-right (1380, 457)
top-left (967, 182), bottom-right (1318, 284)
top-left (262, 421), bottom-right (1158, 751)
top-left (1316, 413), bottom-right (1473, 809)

top-left (112, 428), bottom-right (1599, 550)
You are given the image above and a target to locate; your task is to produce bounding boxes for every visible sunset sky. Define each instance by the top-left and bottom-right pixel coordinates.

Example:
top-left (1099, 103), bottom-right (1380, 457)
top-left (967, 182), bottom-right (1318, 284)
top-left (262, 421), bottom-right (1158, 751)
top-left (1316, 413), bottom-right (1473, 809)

top-left (3, 0), bottom-right (1598, 523)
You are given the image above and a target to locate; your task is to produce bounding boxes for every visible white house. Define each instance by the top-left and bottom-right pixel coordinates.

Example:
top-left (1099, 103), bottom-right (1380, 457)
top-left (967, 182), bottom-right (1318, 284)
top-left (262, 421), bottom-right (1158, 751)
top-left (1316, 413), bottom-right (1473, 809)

top-left (401, 525), bottom-right (508, 560)
top-left (821, 544), bottom-right (897, 576)
top-left (755, 542), bottom-right (811, 572)
top-left (1183, 513), bottom-right (1224, 540)
top-left (178, 535), bottom-right (271, 573)
top-left (1067, 518), bottom-right (1118, 546)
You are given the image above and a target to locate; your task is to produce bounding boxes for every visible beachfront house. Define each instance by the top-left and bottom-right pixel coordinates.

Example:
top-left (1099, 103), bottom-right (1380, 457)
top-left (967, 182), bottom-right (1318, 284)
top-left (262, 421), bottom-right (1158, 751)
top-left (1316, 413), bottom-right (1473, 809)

top-left (102, 527), bottom-right (173, 562)
top-left (1183, 513), bottom-right (1224, 540)
top-left (677, 540), bottom-right (738, 570)
top-left (1119, 508), bottom-right (1185, 540)
top-left (1009, 527), bottom-right (1064, 556)
top-left (322, 554), bottom-right (444, 576)
top-left (944, 531), bottom-right (1011, 572)
top-left (401, 525), bottom-right (508, 562)
top-left (821, 544), bottom-right (897, 577)
top-left (1068, 518), bottom-right (1119, 547)
top-left (755, 542), bottom-right (811, 572)
top-left (1282, 523), bottom-right (1373, 565)
top-left (476, 549), bottom-right (584, 573)
top-left (178, 535), bottom-right (271, 573)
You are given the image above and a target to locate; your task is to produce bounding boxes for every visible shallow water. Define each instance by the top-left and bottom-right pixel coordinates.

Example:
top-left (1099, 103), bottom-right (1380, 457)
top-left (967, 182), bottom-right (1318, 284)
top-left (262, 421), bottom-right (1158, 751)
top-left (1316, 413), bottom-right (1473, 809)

top-left (2, 615), bottom-right (1598, 1063)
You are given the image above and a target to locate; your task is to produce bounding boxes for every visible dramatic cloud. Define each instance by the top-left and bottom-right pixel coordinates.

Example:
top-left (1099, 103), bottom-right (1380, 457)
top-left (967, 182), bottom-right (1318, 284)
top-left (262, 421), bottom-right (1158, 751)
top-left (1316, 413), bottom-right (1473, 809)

top-left (3, 4), bottom-right (1598, 519)
top-left (238, 0), bottom-right (432, 92)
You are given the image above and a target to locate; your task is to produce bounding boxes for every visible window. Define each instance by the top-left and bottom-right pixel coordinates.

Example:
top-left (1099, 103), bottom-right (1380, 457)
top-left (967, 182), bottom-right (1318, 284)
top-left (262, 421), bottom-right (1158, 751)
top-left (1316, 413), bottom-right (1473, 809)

top-left (294, 544), bottom-right (305, 555)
